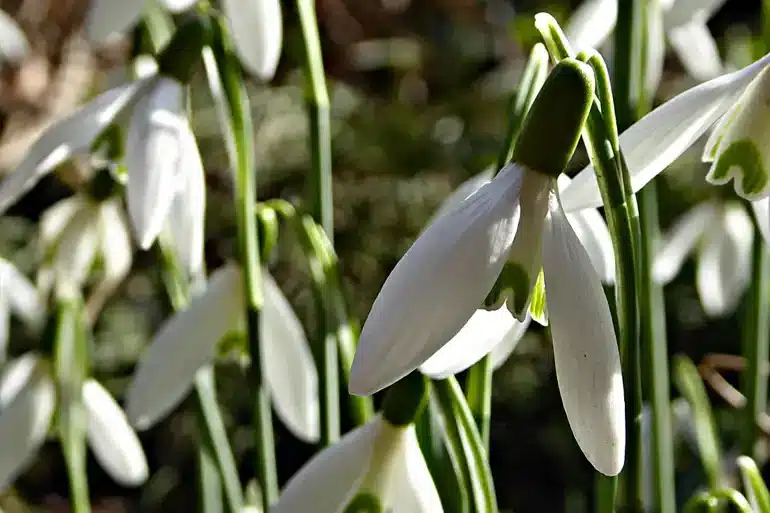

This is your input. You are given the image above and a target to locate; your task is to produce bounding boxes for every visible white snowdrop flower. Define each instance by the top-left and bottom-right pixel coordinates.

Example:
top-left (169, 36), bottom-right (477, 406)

top-left (351, 60), bottom-right (625, 476)
top-left (0, 353), bottom-right (55, 490)
top-left (418, 170), bottom-right (614, 379)
top-left (271, 414), bottom-right (443, 513)
top-left (653, 201), bottom-right (753, 317)
top-left (0, 353), bottom-right (149, 489)
top-left (0, 259), bottom-right (44, 362)
top-left (125, 263), bottom-right (320, 442)
top-left (565, 0), bottom-right (725, 82)
top-left (222, 0), bottom-right (283, 81)
top-left (561, 50), bottom-right (770, 212)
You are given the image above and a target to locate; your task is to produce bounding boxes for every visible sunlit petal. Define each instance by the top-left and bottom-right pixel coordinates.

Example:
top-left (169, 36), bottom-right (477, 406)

top-left (125, 264), bottom-right (243, 430)
top-left (696, 204), bottom-right (753, 317)
top-left (222, 0), bottom-right (283, 81)
top-left (653, 201), bottom-right (718, 284)
top-left (751, 197), bottom-right (770, 245)
top-left (54, 203), bottom-right (101, 290)
top-left (561, 52), bottom-right (770, 211)
top-left (564, 0), bottom-right (618, 51)
top-left (83, 379), bottom-right (148, 486)
top-left (261, 272), bottom-right (319, 443)
top-left (542, 194), bottom-right (625, 476)
top-left (350, 164), bottom-right (524, 396)
top-left (489, 314), bottom-right (532, 371)
top-left (566, 208), bottom-right (616, 285)
top-left (0, 259), bottom-right (44, 328)
top-left (383, 426), bottom-right (444, 512)
top-left (431, 168), bottom-right (494, 222)
top-left (98, 200), bottom-right (133, 286)
top-left (161, 0), bottom-right (198, 12)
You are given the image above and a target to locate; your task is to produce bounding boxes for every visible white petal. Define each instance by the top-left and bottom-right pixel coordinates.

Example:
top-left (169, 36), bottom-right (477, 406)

top-left (0, 9), bottom-right (28, 62)
top-left (490, 314), bottom-right (532, 371)
top-left (98, 200), bottom-right (133, 285)
top-left (0, 356), bottom-right (55, 489)
top-left (566, 208), bottom-right (616, 285)
top-left (645, 0), bottom-right (666, 99)
top-left (85, 0), bottom-right (145, 45)
top-left (161, 0), bottom-right (198, 12)
top-left (564, 0), bottom-right (618, 51)
top-left (223, 0), bottom-right (283, 81)
top-left (663, 0), bottom-right (728, 29)
top-left (166, 122), bottom-right (205, 274)
top-left (382, 426), bottom-right (444, 512)
top-left (0, 259), bottom-right (44, 328)
top-left (0, 290), bottom-right (8, 363)
top-left (39, 196), bottom-right (84, 256)
top-left (561, 52), bottom-right (770, 212)
top-left (349, 163), bottom-right (524, 396)
top-left (0, 79), bottom-right (153, 215)
top-left (54, 203), bottom-right (101, 290)
top-left (83, 379), bottom-right (148, 486)
top-left (752, 197), bottom-right (770, 245)
top-left (431, 168), bottom-right (494, 222)
top-left (0, 353), bottom-right (41, 408)
top-left (542, 195), bottom-right (625, 476)
top-left (126, 78), bottom-right (186, 249)
top-left (668, 22), bottom-right (722, 81)
top-left (653, 202), bottom-right (718, 284)
top-left (271, 416), bottom-right (382, 513)
top-left (260, 272), bottom-right (319, 443)
top-left (696, 204), bottom-right (753, 317)
top-left (419, 305), bottom-right (520, 379)
top-left (125, 264), bottom-right (243, 430)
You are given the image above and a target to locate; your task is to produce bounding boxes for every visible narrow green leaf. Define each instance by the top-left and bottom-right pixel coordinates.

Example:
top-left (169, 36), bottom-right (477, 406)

top-left (737, 455), bottom-right (770, 513)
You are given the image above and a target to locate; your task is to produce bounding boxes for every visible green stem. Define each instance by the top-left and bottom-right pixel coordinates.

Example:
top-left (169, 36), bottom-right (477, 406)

top-left (197, 433), bottom-right (224, 513)
top-left (206, 18), bottom-right (277, 507)
top-left (740, 221), bottom-right (770, 460)
top-left (638, 182), bottom-right (676, 513)
top-left (296, 0), bottom-right (339, 445)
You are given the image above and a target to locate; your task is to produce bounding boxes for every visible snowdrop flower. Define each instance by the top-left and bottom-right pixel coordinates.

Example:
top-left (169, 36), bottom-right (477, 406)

top-left (653, 201), bottom-right (753, 317)
top-left (350, 60), bottom-right (625, 476)
top-left (0, 353), bottom-right (148, 488)
top-left (419, 172), bottom-right (613, 378)
top-left (0, 259), bottom-right (44, 362)
top-left (561, 51), bottom-right (770, 213)
top-left (272, 374), bottom-right (441, 513)
top-left (125, 263), bottom-right (320, 442)
top-left (565, 0), bottom-right (725, 82)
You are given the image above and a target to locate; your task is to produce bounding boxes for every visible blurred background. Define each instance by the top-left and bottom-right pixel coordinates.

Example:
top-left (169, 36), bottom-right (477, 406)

top-left (0, 0), bottom-right (765, 511)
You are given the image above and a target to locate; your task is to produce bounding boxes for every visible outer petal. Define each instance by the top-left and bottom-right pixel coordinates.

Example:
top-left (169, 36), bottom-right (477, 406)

top-left (563, 0), bottom-right (618, 51)
top-left (696, 204), bottom-right (753, 317)
top-left (54, 203), bottom-right (101, 290)
top-left (419, 305), bottom-right (521, 379)
top-left (751, 197), bottom-right (770, 245)
top-left (653, 202), bottom-right (718, 284)
top-left (668, 22), bottom-right (722, 81)
top-left (39, 196), bottom-right (84, 256)
top-left (85, 0), bottom-right (145, 44)
top-left (161, 0), bottom-right (198, 13)
top-left (0, 9), bottom-right (29, 63)
top-left (0, 79), bottom-right (153, 215)
top-left (126, 77), bottom-right (186, 249)
top-left (566, 208), bottom-right (616, 285)
top-left (223, 0), bottom-right (283, 81)
top-left (166, 122), bottom-right (205, 274)
top-left (271, 416), bottom-right (382, 513)
top-left (0, 259), bottom-right (44, 328)
top-left (98, 200), bottom-right (133, 286)
top-left (663, 0), bottom-right (728, 29)
top-left (542, 195), bottom-right (625, 476)
top-left (382, 426), bottom-right (444, 512)
top-left (490, 314), bottom-right (532, 371)
top-left (260, 272), bottom-right (319, 443)
top-left (431, 169), bottom-right (494, 221)
top-left (83, 379), bottom-right (148, 486)
top-left (0, 355), bottom-right (55, 489)
top-left (645, 0), bottom-right (666, 99)
top-left (349, 163), bottom-right (524, 396)
top-left (125, 264), bottom-right (243, 430)
top-left (561, 52), bottom-right (770, 212)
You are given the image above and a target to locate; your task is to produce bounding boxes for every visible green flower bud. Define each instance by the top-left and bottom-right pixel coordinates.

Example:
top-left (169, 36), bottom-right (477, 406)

top-left (257, 205), bottom-right (280, 263)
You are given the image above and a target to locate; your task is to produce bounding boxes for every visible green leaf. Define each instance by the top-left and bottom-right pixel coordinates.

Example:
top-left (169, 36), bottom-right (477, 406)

top-left (737, 455), bottom-right (770, 513)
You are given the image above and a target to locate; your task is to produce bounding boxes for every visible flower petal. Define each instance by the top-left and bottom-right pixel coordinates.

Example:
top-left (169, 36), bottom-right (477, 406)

top-left (563, 0), bottom-right (618, 51)
top-left (667, 22), bottom-right (722, 81)
top-left (663, 0), bottom-right (728, 30)
top-left (490, 314), bottom-right (532, 371)
top-left (54, 202), bottom-right (101, 291)
top-left (0, 290), bottom-right (8, 363)
top-left (0, 355), bottom-right (55, 489)
top-left (39, 196), bottom-right (83, 256)
top-left (85, 0), bottom-right (145, 45)
top-left (384, 426), bottom-right (444, 512)
top-left (653, 201), bottom-right (718, 284)
top-left (566, 208), bottom-right (616, 285)
top-left (645, 0), bottom-right (666, 99)
top-left (561, 52), bottom-right (770, 212)
top-left (98, 200), bottom-right (133, 286)
top-left (752, 197), bottom-right (770, 245)
top-left (542, 195), bottom-right (625, 476)
top-left (419, 305), bottom-right (520, 379)
top-left (0, 9), bottom-right (28, 63)
top-left (125, 264), bottom-right (243, 430)
top-left (261, 272), bottom-right (319, 443)
top-left (126, 77), bottom-right (186, 249)
top-left (83, 379), bottom-right (148, 486)
top-left (223, 0), bottom-right (283, 81)
top-left (0, 259), bottom-right (44, 328)
top-left (166, 122), bottom-right (205, 274)
top-left (160, 0), bottom-right (198, 12)
top-left (0, 79), bottom-right (152, 215)
top-left (271, 416), bottom-right (382, 513)
top-left (696, 204), bottom-right (753, 317)
top-left (349, 163), bottom-right (524, 396)
top-left (431, 169), bottom-right (494, 222)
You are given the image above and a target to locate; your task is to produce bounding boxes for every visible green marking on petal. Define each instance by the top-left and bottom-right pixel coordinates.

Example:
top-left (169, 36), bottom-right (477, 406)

top-left (528, 270), bottom-right (548, 326)
top-left (343, 493), bottom-right (383, 513)
top-left (484, 262), bottom-right (532, 320)
top-left (708, 139), bottom-right (769, 199)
